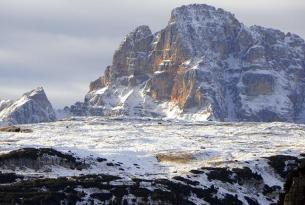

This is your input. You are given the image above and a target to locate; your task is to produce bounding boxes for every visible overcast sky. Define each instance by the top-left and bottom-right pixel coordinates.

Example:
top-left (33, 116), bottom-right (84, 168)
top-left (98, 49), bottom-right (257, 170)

top-left (0, 0), bottom-right (304, 108)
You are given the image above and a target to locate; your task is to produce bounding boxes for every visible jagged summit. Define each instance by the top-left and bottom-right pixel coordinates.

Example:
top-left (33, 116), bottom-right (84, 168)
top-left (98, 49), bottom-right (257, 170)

top-left (170, 4), bottom-right (236, 25)
top-left (24, 86), bottom-right (44, 96)
top-left (124, 25), bottom-right (152, 42)
top-left (170, 4), bottom-right (241, 57)
top-left (0, 87), bottom-right (56, 125)
top-left (68, 4), bottom-right (305, 122)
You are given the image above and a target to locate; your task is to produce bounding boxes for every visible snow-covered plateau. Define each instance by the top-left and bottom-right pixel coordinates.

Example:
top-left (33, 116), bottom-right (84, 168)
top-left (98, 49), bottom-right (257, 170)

top-left (0, 117), bottom-right (304, 204)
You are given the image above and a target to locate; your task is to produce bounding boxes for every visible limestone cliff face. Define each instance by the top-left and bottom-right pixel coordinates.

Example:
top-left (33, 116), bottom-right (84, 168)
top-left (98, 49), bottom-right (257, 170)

top-left (71, 4), bottom-right (305, 122)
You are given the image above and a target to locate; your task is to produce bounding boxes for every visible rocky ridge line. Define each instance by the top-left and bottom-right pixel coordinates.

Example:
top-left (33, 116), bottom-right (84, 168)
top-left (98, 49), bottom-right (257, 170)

top-left (68, 4), bottom-right (305, 122)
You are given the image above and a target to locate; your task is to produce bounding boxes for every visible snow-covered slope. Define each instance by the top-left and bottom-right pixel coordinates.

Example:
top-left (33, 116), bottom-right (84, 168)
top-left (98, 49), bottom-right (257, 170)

top-left (68, 4), bottom-right (305, 123)
top-left (0, 99), bottom-right (13, 112)
top-left (0, 87), bottom-right (56, 125)
top-left (0, 117), bottom-right (304, 204)
top-left (0, 100), bottom-right (13, 126)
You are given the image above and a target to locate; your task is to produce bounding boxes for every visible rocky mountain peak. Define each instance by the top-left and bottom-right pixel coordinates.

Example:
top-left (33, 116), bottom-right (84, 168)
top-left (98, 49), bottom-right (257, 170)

top-left (24, 86), bottom-right (44, 96)
top-left (22, 87), bottom-right (53, 111)
top-left (170, 4), bottom-right (235, 24)
top-left (169, 4), bottom-right (243, 58)
top-left (124, 25), bottom-right (152, 43)
top-left (69, 4), bottom-right (305, 122)
top-left (0, 87), bottom-right (56, 125)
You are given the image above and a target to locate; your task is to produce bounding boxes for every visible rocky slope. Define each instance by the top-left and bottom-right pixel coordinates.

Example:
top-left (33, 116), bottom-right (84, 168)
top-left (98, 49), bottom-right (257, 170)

top-left (0, 87), bottom-right (56, 125)
top-left (0, 99), bottom-right (13, 112)
top-left (0, 152), bottom-right (296, 205)
top-left (68, 4), bottom-right (305, 122)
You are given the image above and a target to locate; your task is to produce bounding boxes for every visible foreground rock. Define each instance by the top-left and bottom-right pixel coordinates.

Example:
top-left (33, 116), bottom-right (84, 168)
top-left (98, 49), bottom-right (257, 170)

top-left (0, 148), bottom-right (87, 171)
top-left (0, 87), bottom-right (56, 125)
top-left (278, 158), bottom-right (305, 205)
top-left (0, 172), bottom-right (251, 205)
top-left (67, 4), bottom-right (305, 122)
top-left (0, 147), bottom-right (303, 204)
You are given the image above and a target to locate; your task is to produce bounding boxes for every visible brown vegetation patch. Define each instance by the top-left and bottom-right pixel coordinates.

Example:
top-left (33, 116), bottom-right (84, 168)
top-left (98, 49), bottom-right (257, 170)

top-left (156, 152), bottom-right (194, 164)
top-left (0, 126), bottom-right (33, 133)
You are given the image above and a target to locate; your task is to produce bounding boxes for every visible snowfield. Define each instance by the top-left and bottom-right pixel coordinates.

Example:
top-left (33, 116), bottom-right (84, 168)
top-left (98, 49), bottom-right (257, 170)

top-left (0, 117), bottom-right (304, 204)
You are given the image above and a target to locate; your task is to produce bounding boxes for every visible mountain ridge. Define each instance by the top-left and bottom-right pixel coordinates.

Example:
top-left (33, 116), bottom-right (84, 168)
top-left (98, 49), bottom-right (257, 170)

top-left (0, 87), bottom-right (56, 125)
top-left (67, 4), bottom-right (305, 122)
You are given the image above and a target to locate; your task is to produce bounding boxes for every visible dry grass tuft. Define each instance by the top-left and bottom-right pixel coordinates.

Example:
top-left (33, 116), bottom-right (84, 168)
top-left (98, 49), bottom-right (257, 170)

top-left (0, 126), bottom-right (32, 133)
top-left (156, 152), bottom-right (194, 164)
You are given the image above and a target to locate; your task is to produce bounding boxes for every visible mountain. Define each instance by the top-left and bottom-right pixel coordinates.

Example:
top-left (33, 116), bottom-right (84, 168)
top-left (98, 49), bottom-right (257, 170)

top-left (0, 87), bottom-right (56, 125)
top-left (68, 4), bottom-right (305, 122)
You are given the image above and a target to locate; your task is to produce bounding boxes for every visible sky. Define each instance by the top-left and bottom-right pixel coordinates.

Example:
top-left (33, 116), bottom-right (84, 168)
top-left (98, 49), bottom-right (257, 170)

top-left (0, 0), bottom-right (304, 108)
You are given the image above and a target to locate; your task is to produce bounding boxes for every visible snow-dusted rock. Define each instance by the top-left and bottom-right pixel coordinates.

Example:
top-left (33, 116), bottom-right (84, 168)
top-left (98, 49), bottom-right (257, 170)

top-left (0, 87), bottom-right (56, 125)
top-left (69, 4), bottom-right (305, 122)
top-left (0, 99), bottom-right (13, 112)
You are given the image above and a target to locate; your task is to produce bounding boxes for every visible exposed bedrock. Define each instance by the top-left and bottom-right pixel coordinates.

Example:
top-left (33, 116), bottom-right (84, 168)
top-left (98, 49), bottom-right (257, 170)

top-left (67, 4), bottom-right (305, 122)
top-left (0, 148), bottom-right (87, 171)
top-left (278, 157), bottom-right (305, 205)
top-left (0, 148), bottom-right (303, 205)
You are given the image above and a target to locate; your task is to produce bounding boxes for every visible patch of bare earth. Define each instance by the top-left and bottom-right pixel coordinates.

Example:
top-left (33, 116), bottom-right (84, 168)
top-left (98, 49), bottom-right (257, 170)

top-left (156, 152), bottom-right (194, 164)
top-left (0, 126), bottom-right (32, 133)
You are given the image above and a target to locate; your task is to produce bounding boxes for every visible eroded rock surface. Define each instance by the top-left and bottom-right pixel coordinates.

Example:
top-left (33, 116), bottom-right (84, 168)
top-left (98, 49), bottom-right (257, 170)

top-left (0, 148), bottom-right (86, 171)
top-left (278, 158), bottom-right (305, 205)
top-left (66, 4), bottom-right (305, 122)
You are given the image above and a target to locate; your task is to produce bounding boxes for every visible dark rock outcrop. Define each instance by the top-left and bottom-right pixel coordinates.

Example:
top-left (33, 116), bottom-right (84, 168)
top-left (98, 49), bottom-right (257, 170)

top-left (0, 168), bottom-right (259, 205)
top-left (266, 155), bottom-right (299, 179)
top-left (0, 172), bottom-right (23, 184)
top-left (278, 159), bottom-right (305, 205)
top-left (0, 148), bottom-right (86, 171)
top-left (0, 147), bottom-right (301, 205)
